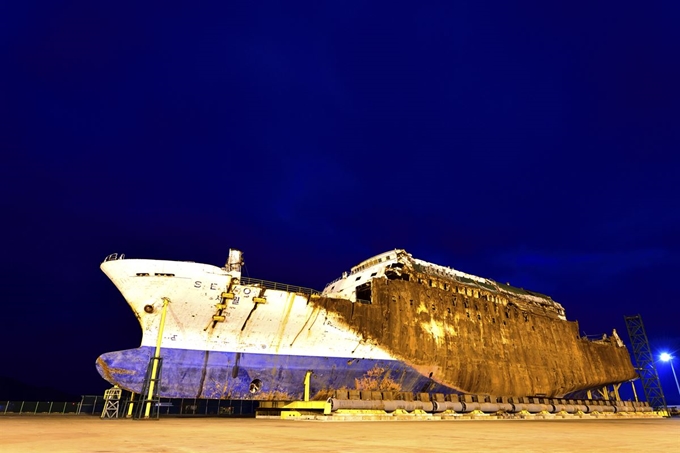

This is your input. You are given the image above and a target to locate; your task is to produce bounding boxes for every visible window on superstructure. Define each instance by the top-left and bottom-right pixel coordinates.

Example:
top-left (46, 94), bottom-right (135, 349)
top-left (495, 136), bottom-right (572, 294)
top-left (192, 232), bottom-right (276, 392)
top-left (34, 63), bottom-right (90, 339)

top-left (355, 276), bottom-right (361, 281)
top-left (371, 272), bottom-right (377, 277)
top-left (356, 282), bottom-right (371, 303)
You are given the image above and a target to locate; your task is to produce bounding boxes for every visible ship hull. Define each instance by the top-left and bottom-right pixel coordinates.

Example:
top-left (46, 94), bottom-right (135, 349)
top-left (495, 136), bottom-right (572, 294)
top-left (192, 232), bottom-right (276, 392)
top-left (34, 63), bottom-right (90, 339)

top-left (96, 347), bottom-right (455, 400)
top-left (318, 278), bottom-right (637, 397)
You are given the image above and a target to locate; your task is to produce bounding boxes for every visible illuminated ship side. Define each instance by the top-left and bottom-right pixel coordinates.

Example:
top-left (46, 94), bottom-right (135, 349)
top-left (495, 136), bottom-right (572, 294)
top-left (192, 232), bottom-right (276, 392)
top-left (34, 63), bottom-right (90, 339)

top-left (96, 249), bottom-right (636, 400)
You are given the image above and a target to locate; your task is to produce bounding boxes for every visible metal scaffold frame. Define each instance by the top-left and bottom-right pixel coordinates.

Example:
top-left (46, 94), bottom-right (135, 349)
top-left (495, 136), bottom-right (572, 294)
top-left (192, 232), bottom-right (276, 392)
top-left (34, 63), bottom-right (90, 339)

top-left (624, 314), bottom-right (668, 414)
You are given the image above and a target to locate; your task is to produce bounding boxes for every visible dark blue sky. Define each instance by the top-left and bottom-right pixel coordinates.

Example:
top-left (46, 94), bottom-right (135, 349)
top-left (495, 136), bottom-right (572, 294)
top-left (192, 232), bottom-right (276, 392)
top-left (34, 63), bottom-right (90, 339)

top-left (2, 1), bottom-right (679, 403)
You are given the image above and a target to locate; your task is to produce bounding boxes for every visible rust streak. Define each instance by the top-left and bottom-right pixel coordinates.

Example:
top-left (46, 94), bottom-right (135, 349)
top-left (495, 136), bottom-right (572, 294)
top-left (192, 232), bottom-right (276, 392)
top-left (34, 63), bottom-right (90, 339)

top-left (271, 292), bottom-right (296, 353)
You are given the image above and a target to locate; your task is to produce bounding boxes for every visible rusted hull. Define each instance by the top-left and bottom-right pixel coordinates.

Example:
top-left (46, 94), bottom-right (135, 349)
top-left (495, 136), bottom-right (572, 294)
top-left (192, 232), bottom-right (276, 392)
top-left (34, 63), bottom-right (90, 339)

top-left (312, 279), bottom-right (637, 397)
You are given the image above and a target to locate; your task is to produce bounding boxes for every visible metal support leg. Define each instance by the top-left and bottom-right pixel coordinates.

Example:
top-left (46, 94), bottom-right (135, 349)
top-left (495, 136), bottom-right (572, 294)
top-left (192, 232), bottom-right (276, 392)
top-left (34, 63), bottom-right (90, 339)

top-left (127, 392), bottom-right (135, 418)
top-left (303, 370), bottom-right (313, 402)
top-left (143, 297), bottom-right (170, 419)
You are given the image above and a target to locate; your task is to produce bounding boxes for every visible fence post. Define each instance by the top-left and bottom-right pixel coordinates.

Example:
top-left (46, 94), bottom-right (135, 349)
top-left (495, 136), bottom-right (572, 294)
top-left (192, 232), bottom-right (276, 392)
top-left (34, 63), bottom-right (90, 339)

top-left (4, 401), bottom-right (8, 415)
top-left (19, 401), bottom-right (25, 414)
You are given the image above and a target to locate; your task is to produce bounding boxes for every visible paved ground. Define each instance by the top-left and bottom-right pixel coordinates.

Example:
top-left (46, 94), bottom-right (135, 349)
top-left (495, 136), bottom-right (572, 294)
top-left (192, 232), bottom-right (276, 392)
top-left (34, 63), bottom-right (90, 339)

top-left (0, 415), bottom-right (678, 453)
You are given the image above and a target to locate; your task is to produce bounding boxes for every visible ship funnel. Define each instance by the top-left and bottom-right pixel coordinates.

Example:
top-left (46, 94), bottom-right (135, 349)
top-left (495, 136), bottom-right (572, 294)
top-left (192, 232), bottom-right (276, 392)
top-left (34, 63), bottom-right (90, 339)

top-left (227, 249), bottom-right (244, 272)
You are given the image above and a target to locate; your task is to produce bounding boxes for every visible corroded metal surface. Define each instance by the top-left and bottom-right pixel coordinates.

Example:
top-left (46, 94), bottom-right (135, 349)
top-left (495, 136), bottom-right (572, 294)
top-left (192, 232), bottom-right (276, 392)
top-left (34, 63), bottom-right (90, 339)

top-left (313, 278), bottom-right (636, 397)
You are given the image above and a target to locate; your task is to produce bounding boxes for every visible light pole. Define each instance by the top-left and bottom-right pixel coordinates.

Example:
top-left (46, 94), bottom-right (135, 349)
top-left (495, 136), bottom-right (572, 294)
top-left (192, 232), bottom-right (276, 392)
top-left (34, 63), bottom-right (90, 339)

top-left (660, 352), bottom-right (680, 397)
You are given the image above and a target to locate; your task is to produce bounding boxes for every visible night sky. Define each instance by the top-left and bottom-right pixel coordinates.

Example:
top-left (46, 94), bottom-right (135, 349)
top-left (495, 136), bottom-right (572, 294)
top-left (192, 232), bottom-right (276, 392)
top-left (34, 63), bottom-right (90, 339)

top-left (2, 2), bottom-right (679, 404)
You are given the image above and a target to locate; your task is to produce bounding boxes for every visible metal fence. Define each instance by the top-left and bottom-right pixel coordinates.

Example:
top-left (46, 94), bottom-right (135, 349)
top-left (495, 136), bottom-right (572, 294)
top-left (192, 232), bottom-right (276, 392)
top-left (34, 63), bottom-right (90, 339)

top-left (1, 401), bottom-right (81, 415)
top-left (1, 396), bottom-right (257, 417)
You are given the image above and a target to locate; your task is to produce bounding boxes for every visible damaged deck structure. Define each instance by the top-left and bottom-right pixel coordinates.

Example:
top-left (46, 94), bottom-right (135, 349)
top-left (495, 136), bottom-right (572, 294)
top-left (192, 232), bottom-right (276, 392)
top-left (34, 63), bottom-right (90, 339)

top-left (315, 250), bottom-right (635, 397)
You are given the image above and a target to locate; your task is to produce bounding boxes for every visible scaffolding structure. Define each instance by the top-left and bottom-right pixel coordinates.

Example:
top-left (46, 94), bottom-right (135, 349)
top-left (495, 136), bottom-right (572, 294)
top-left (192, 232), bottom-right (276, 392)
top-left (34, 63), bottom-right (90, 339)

top-left (100, 386), bottom-right (122, 419)
top-left (624, 314), bottom-right (668, 414)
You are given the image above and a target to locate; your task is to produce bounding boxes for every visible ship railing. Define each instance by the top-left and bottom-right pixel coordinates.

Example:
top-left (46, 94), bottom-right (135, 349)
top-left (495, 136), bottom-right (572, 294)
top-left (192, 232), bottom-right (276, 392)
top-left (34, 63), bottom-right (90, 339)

top-left (240, 277), bottom-right (321, 296)
top-left (103, 253), bottom-right (125, 263)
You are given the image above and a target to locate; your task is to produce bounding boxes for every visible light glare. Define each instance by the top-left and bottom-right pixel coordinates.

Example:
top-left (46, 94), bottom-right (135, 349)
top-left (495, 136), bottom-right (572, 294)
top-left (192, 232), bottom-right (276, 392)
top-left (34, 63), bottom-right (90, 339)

top-left (660, 352), bottom-right (672, 362)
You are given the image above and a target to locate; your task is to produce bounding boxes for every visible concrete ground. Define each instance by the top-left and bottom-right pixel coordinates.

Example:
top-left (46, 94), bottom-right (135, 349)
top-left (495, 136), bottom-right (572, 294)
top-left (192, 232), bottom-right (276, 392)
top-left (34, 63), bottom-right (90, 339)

top-left (0, 416), bottom-right (678, 453)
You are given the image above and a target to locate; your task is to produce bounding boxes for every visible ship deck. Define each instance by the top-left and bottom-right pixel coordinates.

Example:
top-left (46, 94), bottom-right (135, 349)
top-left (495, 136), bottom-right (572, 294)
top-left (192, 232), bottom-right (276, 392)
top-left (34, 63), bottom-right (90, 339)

top-left (1, 415), bottom-right (678, 452)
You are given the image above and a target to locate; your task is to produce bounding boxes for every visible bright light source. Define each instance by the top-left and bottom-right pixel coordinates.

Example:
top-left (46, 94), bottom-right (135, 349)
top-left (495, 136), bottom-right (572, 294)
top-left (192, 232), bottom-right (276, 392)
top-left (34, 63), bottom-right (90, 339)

top-left (660, 352), bottom-right (672, 362)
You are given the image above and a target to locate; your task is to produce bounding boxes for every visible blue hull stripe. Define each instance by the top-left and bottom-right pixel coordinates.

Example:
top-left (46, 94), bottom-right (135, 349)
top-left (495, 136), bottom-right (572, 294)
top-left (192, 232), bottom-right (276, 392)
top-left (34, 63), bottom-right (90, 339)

top-left (96, 347), bottom-right (456, 399)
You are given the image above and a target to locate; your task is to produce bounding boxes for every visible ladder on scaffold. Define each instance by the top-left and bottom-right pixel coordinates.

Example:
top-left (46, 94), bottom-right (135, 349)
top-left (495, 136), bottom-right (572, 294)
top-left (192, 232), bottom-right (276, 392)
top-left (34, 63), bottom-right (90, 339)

top-left (132, 356), bottom-right (163, 420)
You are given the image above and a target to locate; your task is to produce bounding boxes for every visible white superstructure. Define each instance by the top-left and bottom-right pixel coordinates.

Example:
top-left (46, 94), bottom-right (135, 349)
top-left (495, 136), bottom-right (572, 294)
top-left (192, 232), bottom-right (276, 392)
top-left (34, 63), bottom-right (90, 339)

top-left (321, 249), bottom-right (566, 320)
